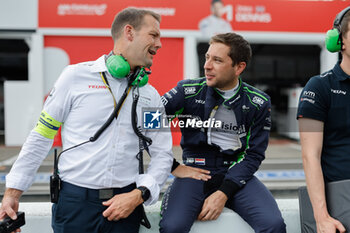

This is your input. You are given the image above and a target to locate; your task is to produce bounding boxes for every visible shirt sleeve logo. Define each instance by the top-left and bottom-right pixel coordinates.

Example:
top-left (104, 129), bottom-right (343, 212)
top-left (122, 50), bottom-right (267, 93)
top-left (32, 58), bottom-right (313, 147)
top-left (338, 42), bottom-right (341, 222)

top-left (252, 96), bottom-right (264, 106)
top-left (302, 91), bottom-right (315, 98)
top-left (300, 90), bottom-right (316, 104)
top-left (170, 88), bottom-right (178, 95)
top-left (184, 87), bottom-right (196, 95)
top-left (160, 96), bottom-right (168, 106)
top-left (300, 97), bottom-right (315, 104)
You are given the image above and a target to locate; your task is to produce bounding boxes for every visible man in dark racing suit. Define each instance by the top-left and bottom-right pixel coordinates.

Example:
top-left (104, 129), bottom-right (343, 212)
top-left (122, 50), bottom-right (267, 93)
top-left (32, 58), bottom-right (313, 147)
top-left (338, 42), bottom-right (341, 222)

top-left (160, 33), bottom-right (286, 233)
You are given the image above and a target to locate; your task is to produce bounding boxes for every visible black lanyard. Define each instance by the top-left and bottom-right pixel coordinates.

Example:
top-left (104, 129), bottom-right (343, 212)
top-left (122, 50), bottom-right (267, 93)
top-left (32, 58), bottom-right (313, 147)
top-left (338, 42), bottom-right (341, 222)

top-left (89, 72), bottom-right (132, 141)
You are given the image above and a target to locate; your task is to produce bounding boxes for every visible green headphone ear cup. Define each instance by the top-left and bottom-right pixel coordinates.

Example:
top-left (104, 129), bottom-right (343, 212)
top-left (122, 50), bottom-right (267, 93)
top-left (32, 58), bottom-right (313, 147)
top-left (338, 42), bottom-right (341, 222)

top-left (325, 28), bottom-right (342, 53)
top-left (131, 68), bottom-right (149, 87)
top-left (106, 55), bottom-right (130, 78)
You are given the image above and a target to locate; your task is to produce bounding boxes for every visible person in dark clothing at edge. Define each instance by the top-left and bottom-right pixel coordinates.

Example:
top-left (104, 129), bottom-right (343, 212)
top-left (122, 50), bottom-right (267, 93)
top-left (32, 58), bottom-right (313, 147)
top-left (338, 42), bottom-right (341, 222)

top-left (160, 32), bottom-right (286, 233)
top-left (297, 7), bottom-right (350, 233)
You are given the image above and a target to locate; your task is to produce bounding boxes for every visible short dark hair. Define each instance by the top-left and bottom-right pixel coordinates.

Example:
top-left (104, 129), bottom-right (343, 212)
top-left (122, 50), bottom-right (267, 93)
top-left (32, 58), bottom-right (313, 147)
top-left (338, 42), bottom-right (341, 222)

top-left (210, 33), bottom-right (252, 66)
top-left (111, 8), bottom-right (161, 41)
top-left (211, 0), bottom-right (223, 5)
top-left (340, 10), bottom-right (350, 39)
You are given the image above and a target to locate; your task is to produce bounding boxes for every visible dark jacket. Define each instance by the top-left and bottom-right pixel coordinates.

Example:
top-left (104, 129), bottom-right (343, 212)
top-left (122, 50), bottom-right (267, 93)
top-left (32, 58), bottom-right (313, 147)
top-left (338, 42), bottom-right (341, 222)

top-left (162, 77), bottom-right (271, 196)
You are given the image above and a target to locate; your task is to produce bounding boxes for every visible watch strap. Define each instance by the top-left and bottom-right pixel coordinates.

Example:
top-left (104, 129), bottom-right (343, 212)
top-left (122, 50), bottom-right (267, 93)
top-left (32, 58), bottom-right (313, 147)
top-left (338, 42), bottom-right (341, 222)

top-left (137, 186), bottom-right (150, 202)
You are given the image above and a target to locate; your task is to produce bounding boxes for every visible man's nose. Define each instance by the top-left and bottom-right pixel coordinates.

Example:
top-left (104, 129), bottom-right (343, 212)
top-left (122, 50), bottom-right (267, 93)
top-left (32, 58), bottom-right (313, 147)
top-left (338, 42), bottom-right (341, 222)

top-left (155, 38), bottom-right (162, 49)
top-left (204, 60), bottom-right (212, 70)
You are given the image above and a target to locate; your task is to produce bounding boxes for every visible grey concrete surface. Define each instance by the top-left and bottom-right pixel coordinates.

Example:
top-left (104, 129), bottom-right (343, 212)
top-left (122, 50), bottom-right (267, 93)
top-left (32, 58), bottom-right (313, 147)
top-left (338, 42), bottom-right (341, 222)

top-left (18, 199), bottom-right (301, 233)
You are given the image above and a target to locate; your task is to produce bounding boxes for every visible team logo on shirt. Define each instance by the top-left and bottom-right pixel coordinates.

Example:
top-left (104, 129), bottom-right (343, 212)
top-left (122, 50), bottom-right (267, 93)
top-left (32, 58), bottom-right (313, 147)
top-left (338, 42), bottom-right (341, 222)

top-left (160, 96), bottom-right (168, 106)
top-left (242, 105), bottom-right (250, 113)
top-left (88, 85), bottom-right (107, 89)
top-left (300, 98), bottom-right (315, 104)
top-left (215, 122), bottom-right (246, 136)
top-left (170, 88), bottom-right (178, 95)
top-left (252, 96), bottom-right (264, 106)
top-left (300, 90), bottom-right (316, 104)
top-left (302, 91), bottom-right (315, 98)
top-left (184, 87), bottom-right (196, 95)
top-left (165, 92), bottom-right (173, 99)
top-left (331, 89), bottom-right (347, 95)
top-left (195, 99), bottom-right (205, 104)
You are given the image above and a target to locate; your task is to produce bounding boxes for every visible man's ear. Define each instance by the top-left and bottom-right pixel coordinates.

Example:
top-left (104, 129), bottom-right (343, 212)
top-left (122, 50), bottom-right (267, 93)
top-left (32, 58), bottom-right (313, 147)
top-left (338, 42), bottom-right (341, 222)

top-left (235, 62), bottom-right (247, 76)
top-left (124, 24), bottom-right (134, 41)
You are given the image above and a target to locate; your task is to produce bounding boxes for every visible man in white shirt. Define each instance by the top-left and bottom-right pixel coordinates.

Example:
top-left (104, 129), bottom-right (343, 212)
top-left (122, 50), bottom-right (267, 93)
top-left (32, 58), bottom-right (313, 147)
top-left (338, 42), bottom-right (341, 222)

top-left (199, 0), bottom-right (233, 37)
top-left (0, 7), bottom-right (173, 233)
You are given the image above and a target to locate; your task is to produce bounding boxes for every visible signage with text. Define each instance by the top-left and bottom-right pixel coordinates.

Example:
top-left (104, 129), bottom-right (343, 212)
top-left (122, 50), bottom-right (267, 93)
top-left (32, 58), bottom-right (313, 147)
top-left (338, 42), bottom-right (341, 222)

top-left (39, 0), bottom-right (349, 32)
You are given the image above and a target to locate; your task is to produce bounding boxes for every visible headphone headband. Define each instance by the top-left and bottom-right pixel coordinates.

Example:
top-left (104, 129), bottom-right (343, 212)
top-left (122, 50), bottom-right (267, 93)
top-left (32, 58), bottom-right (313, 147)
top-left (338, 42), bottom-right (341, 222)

top-left (326, 7), bottom-right (350, 53)
top-left (333, 6), bottom-right (350, 28)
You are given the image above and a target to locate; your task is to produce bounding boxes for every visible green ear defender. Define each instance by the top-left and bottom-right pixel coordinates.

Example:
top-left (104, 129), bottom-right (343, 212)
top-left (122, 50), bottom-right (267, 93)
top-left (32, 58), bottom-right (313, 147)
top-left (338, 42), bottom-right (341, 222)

top-left (326, 28), bottom-right (342, 53)
top-left (325, 7), bottom-right (350, 53)
top-left (106, 53), bottom-right (148, 87)
top-left (106, 54), bottom-right (130, 78)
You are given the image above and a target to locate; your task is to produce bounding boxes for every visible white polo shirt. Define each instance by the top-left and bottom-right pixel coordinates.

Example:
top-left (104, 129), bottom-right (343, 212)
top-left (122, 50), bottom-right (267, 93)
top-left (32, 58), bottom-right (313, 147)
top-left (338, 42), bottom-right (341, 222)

top-left (6, 55), bottom-right (173, 205)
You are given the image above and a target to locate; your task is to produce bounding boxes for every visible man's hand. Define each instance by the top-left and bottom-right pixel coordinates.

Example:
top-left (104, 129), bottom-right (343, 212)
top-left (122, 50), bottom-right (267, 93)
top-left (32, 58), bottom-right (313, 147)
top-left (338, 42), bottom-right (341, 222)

top-left (102, 189), bottom-right (143, 221)
top-left (172, 164), bottom-right (211, 181)
top-left (197, 190), bottom-right (227, 221)
top-left (0, 188), bottom-right (23, 233)
top-left (316, 214), bottom-right (346, 233)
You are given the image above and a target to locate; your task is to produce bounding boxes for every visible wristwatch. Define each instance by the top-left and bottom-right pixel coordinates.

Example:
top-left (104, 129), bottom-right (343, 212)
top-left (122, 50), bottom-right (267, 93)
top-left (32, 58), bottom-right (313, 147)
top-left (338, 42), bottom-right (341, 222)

top-left (137, 186), bottom-right (150, 202)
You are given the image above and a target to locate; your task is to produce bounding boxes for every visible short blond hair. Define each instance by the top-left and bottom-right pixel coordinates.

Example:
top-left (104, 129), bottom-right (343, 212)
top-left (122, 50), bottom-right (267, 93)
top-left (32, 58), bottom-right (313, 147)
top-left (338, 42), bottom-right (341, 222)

top-left (111, 7), bottom-right (161, 41)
